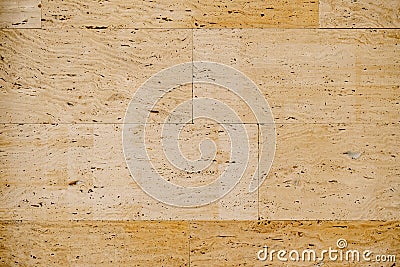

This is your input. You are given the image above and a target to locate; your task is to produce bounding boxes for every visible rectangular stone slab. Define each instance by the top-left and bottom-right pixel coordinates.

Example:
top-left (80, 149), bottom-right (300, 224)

top-left (0, 29), bottom-right (192, 123)
top-left (0, 123), bottom-right (259, 220)
top-left (0, 220), bottom-right (189, 266)
top-left (320, 0), bottom-right (400, 28)
top-left (41, 0), bottom-right (318, 29)
top-left (1, 122), bottom-right (397, 220)
top-left (193, 29), bottom-right (400, 124)
top-left (0, 0), bottom-right (41, 28)
top-left (189, 220), bottom-right (399, 266)
top-left (259, 123), bottom-right (399, 220)
top-left (2, 29), bottom-right (398, 124)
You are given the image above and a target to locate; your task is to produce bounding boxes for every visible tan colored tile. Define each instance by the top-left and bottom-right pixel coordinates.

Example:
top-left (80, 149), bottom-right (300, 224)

top-left (191, 0), bottom-right (318, 28)
top-left (0, 29), bottom-right (192, 123)
top-left (143, 121), bottom-right (259, 218)
top-left (42, 0), bottom-right (192, 28)
top-left (3, 122), bottom-right (397, 221)
top-left (0, 220), bottom-right (189, 266)
top-left (41, 0), bottom-right (318, 28)
top-left (0, 123), bottom-right (259, 220)
top-left (193, 29), bottom-right (400, 124)
top-left (190, 221), bottom-right (399, 266)
top-left (259, 123), bottom-right (400, 220)
top-left (320, 0), bottom-right (400, 28)
top-left (193, 83), bottom-right (265, 124)
top-left (2, 29), bottom-right (398, 124)
top-left (0, 0), bottom-right (41, 28)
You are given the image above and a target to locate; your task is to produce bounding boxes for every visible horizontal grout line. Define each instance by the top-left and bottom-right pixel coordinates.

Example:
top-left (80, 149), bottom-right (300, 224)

top-left (2, 27), bottom-right (399, 31)
top-left (1, 122), bottom-right (398, 125)
top-left (319, 27), bottom-right (400, 30)
top-left (0, 27), bottom-right (42, 30)
top-left (0, 219), bottom-right (393, 223)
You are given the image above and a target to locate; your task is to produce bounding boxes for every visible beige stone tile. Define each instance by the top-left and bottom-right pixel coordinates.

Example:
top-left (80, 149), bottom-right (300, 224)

top-left (2, 29), bottom-right (398, 124)
top-left (142, 120), bottom-right (259, 218)
top-left (4, 122), bottom-right (397, 221)
top-left (194, 84), bottom-right (255, 123)
top-left (193, 29), bottom-right (400, 124)
top-left (0, 0), bottom-right (41, 28)
top-left (320, 0), bottom-right (400, 28)
top-left (42, 0), bottom-right (192, 29)
top-left (0, 123), bottom-right (259, 220)
top-left (189, 221), bottom-right (399, 266)
top-left (41, 0), bottom-right (318, 29)
top-left (0, 220), bottom-right (189, 266)
top-left (94, 122), bottom-right (258, 220)
top-left (0, 29), bottom-right (192, 123)
top-left (191, 0), bottom-right (318, 28)
top-left (259, 123), bottom-right (400, 220)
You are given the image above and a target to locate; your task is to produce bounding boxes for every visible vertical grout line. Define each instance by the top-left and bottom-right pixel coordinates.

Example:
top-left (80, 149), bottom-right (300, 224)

top-left (188, 222), bottom-right (191, 267)
top-left (257, 124), bottom-right (260, 220)
top-left (191, 28), bottom-right (194, 124)
top-left (317, 0), bottom-right (321, 29)
top-left (40, 0), bottom-right (43, 29)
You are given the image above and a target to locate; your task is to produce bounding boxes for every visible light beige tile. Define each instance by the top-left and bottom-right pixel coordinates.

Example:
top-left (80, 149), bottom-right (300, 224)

top-left (2, 29), bottom-right (398, 124)
top-left (193, 83), bottom-right (258, 123)
top-left (259, 123), bottom-right (400, 220)
top-left (42, 0), bottom-right (192, 29)
top-left (41, 0), bottom-right (318, 29)
top-left (320, 0), bottom-right (400, 28)
top-left (0, 123), bottom-right (259, 220)
top-left (3, 122), bottom-right (397, 221)
top-left (0, 29), bottom-right (192, 123)
top-left (190, 221), bottom-right (399, 266)
top-left (193, 29), bottom-right (400, 124)
top-left (0, 220), bottom-right (189, 266)
top-left (191, 0), bottom-right (318, 28)
top-left (0, 0), bottom-right (41, 28)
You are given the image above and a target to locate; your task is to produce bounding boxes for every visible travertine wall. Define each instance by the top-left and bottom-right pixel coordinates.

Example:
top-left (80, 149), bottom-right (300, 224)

top-left (0, 0), bottom-right (399, 266)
